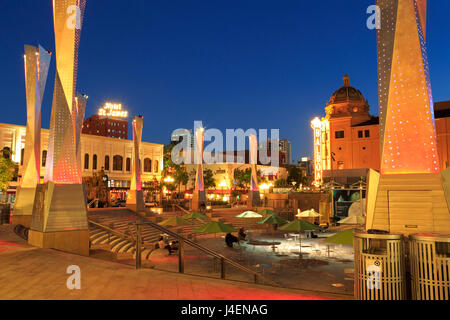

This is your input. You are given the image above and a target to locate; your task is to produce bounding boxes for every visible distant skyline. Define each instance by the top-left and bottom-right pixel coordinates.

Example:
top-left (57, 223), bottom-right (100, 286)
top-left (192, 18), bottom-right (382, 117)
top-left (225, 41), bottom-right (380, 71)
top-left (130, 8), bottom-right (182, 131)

top-left (1, 0), bottom-right (449, 162)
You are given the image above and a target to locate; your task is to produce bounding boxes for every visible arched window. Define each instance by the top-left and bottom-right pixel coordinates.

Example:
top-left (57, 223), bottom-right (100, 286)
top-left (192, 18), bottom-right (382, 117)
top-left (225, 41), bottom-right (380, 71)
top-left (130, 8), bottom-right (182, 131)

top-left (84, 153), bottom-right (89, 169)
top-left (144, 158), bottom-right (152, 172)
top-left (93, 154), bottom-right (97, 170)
top-left (126, 157), bottom-right (131, 171)
top-left (104, 155), bottom-right (110, 171)
top-left (154, 160), bottom-right (159, 173)
top-left (42, 150), bottom-right (47, 167)
top-left (113, 155), bottom-right (123, 171)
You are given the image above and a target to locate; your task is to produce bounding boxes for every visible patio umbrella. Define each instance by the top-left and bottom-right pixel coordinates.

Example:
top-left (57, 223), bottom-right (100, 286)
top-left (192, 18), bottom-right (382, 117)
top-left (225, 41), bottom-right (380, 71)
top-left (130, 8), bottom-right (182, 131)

top-left (193, 221), bottom-right (237, 236)
top-left (323, 228), bottom-right (357, 246)
top-left (279, 220), bottom-right (321, 257)
top-left (257, 216), bottom-right (289, 246)
top-left (257, 215), bottom-right (289, 226)
top-left (235, 211), bottom-right (262, 218)
top-left (182, 211), bottom-right (209, 220)
top-left (296, 208), bottom-right (322, 218)
top-left (158, 216), bottom-right (192, 227)
top-left (338, 216), bottom-right (365, 225)
top-left (258, 209), bottom-right (278, 216)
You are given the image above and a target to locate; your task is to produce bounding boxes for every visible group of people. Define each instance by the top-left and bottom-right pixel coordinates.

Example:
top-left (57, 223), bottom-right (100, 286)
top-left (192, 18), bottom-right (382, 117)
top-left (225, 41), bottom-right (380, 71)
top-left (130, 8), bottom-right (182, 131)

top-left (225, 227), bottom-right (248, 248)
top-left (157, 236), bottom-right (179, 255)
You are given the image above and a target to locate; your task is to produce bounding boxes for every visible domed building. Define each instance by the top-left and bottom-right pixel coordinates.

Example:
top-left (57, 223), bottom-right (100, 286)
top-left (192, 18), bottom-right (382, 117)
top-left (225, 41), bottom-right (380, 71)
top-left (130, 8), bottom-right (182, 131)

top-left (311, 75), bottom-right (382, 185)
top-left (311, 75), bottom-right (450, 185)
top-left (325, 75), bottom-right (371, 125)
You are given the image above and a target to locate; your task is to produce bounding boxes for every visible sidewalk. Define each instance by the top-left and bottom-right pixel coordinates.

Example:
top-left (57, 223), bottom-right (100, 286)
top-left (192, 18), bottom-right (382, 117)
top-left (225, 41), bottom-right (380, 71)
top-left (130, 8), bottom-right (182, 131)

top-left (0, 225), bottom-right (350, 300)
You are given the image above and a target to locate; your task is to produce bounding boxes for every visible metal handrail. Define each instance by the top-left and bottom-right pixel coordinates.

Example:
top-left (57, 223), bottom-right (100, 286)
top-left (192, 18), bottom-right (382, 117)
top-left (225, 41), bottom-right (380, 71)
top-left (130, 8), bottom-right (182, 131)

top-left (133, 220), bottom-right (279, 287)
top-left (174, 204), bottom-right (190, 215)
top-left (88, 219), bottom-right (135, 243)
top-left (89, 216), bottom-right (278, 286)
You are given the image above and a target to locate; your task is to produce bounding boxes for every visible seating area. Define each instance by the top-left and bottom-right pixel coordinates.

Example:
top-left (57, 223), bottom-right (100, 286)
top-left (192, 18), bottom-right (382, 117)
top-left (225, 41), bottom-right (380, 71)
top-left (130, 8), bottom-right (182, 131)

top-left (88, 208), bottom-right (211, 260)
top-left (89, 209), bottom-right (173, 260)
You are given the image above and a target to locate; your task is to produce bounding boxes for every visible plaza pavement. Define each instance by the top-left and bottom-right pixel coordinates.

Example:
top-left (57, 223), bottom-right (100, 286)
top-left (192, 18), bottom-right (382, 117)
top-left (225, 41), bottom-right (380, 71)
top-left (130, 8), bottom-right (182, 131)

top-left (0, 225), bottom-right (351, 300)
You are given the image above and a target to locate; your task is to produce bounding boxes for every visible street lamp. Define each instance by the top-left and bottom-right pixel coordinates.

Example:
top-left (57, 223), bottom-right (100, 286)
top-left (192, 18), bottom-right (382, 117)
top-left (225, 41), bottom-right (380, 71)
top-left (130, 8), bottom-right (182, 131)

top-left (164, 176), bottom-right (174, 183)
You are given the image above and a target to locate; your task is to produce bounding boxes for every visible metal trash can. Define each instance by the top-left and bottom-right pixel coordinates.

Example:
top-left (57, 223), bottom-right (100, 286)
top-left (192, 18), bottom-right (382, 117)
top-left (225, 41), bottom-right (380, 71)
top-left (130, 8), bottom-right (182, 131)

top-left (0, 203), bottom-right (11, 225)
top-left (409, 234), bottom-right (450, 300)
top-left (354, 231), bottom-right (406, 300)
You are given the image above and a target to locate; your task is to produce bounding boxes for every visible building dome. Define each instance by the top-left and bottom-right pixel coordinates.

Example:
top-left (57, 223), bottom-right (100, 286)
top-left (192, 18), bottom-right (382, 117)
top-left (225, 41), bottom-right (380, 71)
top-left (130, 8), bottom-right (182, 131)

top-left (325, 75), bottom-right (370, 118)
top-left (327, 75), bottom-right (366, 105)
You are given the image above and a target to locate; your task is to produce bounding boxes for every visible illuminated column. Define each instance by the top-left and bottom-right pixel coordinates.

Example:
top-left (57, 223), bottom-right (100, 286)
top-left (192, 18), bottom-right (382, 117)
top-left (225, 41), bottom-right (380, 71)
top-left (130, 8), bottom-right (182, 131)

top-left (247, 134), bottom-right (260, 208)
top-left (75, 93), bottom-right (88, 170)
top-left (365, 0), bottom-right (450, 235)
top-left (29, 0), bottom-right (90, 256)
top-left (13, 45), bottom-right (51, 227)
top-left (192, 127), bottom-right (206, 211)
top-left (126, 116), bottom-right (145, 212)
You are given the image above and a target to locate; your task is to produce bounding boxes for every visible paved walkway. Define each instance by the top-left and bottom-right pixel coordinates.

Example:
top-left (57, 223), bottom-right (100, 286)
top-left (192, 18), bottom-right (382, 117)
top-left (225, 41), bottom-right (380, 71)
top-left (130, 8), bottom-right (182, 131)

top-left (0, 225), bottom-right (350, 300)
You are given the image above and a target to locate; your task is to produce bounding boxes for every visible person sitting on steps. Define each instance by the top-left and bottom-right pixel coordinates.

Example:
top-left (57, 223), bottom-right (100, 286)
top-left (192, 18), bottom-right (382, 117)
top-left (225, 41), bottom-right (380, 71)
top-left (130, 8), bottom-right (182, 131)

top-left (157, 236), bottom-right (173, 255)
top-left (238, 227), bottom-right (247, 241)
top-left (225, 233), bottom-right (239, 248)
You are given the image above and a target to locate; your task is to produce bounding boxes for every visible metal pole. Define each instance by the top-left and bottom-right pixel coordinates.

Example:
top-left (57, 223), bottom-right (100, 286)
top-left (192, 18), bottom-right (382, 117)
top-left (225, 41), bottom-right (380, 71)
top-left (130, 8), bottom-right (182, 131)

top-left (360, 179), bottom-right (364, 217)
top-left (135, 223), bottom-right (142, 270)
top-left (220, 257), bottom-right (225, 279)
top-left (178, 239), bottom-right (184, 273)
top-left (330, 182), bottom-right (334, 225)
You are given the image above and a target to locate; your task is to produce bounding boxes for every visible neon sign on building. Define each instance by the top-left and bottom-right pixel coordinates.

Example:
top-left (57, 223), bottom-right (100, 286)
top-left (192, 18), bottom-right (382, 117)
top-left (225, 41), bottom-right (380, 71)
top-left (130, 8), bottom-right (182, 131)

top-left (98, 102), bottom-right (128, 118)
top-left (311, 117), bottom-right (330, 186)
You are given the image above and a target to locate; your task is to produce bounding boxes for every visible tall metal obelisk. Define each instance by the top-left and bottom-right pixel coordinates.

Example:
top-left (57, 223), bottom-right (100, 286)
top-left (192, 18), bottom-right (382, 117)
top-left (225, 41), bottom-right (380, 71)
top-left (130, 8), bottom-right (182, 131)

top-left (28, 0), bottom-right (90, 256)
top-left (192, 127), bottom-right (206, 211)
top-left (126, 116), bottom-right (146, 212)
top-left (12, 45), bottom-right (51, 227)
top-left (366, 0), bottom-right (450, 235)
top-left (247, 134), bottom-right (260, 208)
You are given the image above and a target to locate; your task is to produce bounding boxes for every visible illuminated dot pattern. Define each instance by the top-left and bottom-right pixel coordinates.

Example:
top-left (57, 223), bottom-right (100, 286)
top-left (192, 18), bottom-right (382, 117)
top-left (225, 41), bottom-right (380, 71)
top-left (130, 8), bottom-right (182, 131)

top-left (377, 0), bottom-right (440, 174)
top-left (44, 0), bottom-right (87, 184)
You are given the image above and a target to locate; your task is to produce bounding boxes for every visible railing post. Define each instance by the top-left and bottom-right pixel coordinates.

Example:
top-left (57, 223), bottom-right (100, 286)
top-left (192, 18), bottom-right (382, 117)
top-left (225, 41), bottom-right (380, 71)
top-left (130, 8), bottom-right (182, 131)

top-left (220, 257), bottom-right (225, 279)
top-left (179, 239), bottom-right (184, 273)
top-left (135, 223), bottom-right (142, 270)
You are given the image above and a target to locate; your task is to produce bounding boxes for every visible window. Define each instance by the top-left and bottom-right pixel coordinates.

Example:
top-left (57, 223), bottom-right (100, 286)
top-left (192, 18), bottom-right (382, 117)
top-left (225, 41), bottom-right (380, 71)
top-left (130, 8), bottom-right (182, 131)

top-left (113, 155), bottom-right (123, 171)
top-left (20, 148), bottom-right (24, 165)
top-left (42, 150), bottom-right (47, 167)
top-left (335, 131), bottom-right (345, 139)
top-left (365, 130), bottom-right (370, 138)
top-left (154, 160), bottom-right (159, 173)
top-left (105, 155), bottom-right (110, 170)
top-left (93, 154), bottom-right (97, 170)
top-left (84, 153), bottom-right (89, 169)
top-left (144, 158), bottom-right (152, 172)
top-left (126, 157), bottom-right (131, 171)
top-left (358, 131), bottom-right (363, 138)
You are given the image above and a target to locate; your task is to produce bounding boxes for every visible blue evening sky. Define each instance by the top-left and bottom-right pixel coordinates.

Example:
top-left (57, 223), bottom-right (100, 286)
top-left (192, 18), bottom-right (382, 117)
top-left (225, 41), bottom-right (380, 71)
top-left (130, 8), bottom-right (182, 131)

top-left (0, 0), bottom-right (449, 162)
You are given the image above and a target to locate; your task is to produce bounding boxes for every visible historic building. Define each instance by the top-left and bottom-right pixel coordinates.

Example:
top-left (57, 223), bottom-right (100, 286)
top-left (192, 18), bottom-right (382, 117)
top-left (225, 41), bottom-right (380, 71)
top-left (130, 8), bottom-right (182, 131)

top-left (82, 102), bottom-right (129, 139)
top-left (311, 75), bottom-right (450, 184)
top-left (0, 122), bottom-right (163, 200)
